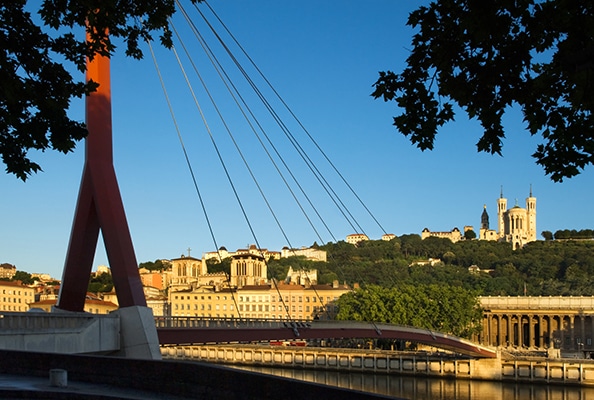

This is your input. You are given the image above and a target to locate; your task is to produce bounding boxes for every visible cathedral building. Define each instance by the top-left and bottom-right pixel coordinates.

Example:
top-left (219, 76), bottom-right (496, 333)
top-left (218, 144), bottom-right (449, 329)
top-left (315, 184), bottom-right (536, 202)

top-left (480, 187), bottom-right (537, 249)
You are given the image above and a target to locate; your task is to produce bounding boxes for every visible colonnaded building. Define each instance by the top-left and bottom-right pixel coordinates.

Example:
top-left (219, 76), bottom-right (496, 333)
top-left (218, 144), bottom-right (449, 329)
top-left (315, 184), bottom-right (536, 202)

top-left (476, 296), bottom-right (594, 355)
top-left (422, 187), bottom-right (537, 249)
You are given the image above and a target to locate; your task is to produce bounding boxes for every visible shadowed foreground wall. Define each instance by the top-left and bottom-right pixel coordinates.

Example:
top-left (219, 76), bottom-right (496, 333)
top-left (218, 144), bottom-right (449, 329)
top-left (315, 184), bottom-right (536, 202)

top-left (0, 349), bottom-right (390, 399)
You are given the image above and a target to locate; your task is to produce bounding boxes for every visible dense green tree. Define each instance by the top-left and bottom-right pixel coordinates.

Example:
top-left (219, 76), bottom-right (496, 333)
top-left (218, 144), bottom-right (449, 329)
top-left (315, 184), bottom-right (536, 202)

top-left (205, 257), bottom-right (232, 275)
top-left (372, 0), bottom-right (594, 182)
top-left (464, 229), bottom-right (477, 240)
top-left (139, 259), bottom-right (170, 271)
top-left (12, 270), bottom-right (34, 285)
top-left (88, 272), bottom-right (113, 293)
top-left (1, 0), bottom-right (200, 179)
top-left (336, 284), bottom-right (482, 338)
top-left (554, 229), bottom-right (594, 239)
top-left (541, 230), bottom-right (554, 241)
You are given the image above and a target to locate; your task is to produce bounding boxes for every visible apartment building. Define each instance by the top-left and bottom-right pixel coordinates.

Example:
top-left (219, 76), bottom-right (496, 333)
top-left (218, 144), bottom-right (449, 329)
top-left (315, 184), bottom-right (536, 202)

top-left (0, 280), bottom-right (35, 312)
top-left (169, 281), bottom-right (350, 321)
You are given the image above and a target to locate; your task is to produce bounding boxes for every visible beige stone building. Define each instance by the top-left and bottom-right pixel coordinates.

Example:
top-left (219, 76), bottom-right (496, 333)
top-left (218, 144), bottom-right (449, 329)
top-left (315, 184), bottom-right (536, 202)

top-left (0, 281), bottom-right (35, 312)
top-left (280, 247), bottom-right (327, 262)
top-left (285, 267), bottom-right (317, 285)
top-left (0, 264), bottom-right (16, 280)
top-left (479, 187), bottom-right (537, 249)
top-left (170, 255), bottom-right (205, 289)
top-left (477, 296), bottom-right (594, 354)
top-left (421, 187), bottom-right (537, 249)
top-left (346, 233), bottom-right (369, 245)
top-left (421, 227), bottom-right (462, 242)
top-left (202, 245), bottom-right (281, 264)
top-left (169, 287), bottom-right (236, 318)
top-left (169, 281), bottom-right (350, 321)
top-left (229, 252), bottom-right (267, 288)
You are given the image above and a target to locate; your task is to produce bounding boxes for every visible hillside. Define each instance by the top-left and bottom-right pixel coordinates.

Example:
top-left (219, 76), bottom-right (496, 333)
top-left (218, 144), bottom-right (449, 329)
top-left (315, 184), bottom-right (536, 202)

top-left (267, 237), bottom-right (594, 296)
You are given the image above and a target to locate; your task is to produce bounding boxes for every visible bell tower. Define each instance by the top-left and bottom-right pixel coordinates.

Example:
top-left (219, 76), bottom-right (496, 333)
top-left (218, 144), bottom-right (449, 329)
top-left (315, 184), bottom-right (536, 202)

top-left (526, 185), bottom-right (537, 241)
top-left (497, 186), bottom-right (507, 239)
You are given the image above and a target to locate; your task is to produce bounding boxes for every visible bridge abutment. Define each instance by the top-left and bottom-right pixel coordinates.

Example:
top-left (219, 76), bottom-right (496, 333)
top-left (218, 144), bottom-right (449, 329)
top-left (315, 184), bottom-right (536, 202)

top-left (112, 306), bottom-right (161, 360)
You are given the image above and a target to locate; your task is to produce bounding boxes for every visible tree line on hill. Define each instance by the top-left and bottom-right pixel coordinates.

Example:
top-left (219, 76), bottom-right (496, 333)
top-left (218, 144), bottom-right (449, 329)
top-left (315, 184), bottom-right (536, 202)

top-left (296, 235), bottom-right (594, 297)
top-left (542, 229), bottom-right (594, 240)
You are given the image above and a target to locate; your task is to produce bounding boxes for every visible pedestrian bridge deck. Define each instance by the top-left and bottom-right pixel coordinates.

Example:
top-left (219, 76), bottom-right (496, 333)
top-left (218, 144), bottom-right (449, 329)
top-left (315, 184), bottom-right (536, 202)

top-left (155, 318), bottom-right (497, 358)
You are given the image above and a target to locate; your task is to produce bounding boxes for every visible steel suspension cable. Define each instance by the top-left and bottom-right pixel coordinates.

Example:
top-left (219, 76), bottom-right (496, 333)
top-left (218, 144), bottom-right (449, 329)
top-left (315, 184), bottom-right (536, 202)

top-left (189, 2), bottom-right (374, 311)
top-left (175, 3), bottom-right (347, 317)
top-left (147, 38), bottom-right (244, 320)
top-left (169, 16), bottom-right (295, 320)
top-left (202, 0), bottom-right (388, 236)
top-left (192, 3), bottom-right (360, 240)
top-left (176, 1), bottom-right (332, 245)
top-left (169, 8), bottom-right (298, 321)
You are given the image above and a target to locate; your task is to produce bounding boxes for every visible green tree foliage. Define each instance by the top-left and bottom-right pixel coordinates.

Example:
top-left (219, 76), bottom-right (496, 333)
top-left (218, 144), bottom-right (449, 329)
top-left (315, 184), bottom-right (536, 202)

top-left (335, 284), bottom-right (482, 338)
top-left (372, 1), bottom-right (594, 182)
top-left (541, 230), bottom-right (554, 241)
top-left (318, 235), bottom-right (594, 296)
top-left (12, 270), bottom-right (34, 285)
top-left (88, 272), bottom-right (113, 293)
top-left (139, 259), bottom-right (170, 271)
top-left (1, 0), bottom-right (199, 180)
top-left (205, 257), bottom-right (231, 275)
top-left (464, 229), bottom-right (476, 240)
top-left (554, 229), bottom-right (594, 240)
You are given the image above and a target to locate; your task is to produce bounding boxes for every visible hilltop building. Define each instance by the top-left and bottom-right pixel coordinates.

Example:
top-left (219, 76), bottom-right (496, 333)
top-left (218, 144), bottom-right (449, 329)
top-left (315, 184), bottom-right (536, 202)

top-left (421, 227), bottom-right (462, 242)
top-left (281, 247), bottom-right (327, 262)
top-left (0, 264), bottom-right (16, 279)
top-left (422, 187), bottom-right (537, 249)
top-left (202, 245), bottom-right (281, 264)
top-left (346, 234), bottom-right (369, 245)
top-left (480, 187), bottom-right (537, 249)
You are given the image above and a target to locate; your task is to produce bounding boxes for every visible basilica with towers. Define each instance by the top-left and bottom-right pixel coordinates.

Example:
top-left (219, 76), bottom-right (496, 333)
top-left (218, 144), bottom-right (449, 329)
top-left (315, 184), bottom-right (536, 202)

top-left (479, 187), bottom-right (537, 249)
top-left (422, 187), bottom-right (537, 249)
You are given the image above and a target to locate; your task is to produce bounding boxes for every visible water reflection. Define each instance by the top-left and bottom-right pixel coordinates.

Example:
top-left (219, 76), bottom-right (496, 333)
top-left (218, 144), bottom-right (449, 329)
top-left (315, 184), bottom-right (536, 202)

top-left (232, 366), bottom-right (594, 399)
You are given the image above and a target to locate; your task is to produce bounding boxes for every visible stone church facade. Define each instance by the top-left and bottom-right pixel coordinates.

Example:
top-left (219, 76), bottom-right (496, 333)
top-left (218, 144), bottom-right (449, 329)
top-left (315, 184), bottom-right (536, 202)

top-left (479, 187), bottom-right (537, 249)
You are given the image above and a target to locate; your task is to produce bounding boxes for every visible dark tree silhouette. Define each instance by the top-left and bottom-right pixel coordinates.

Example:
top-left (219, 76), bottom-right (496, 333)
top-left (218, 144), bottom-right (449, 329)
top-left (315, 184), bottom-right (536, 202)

top-left (1, 0), bottom-right (199, 180)
top-left (372, 1), bottom-right (594, 182)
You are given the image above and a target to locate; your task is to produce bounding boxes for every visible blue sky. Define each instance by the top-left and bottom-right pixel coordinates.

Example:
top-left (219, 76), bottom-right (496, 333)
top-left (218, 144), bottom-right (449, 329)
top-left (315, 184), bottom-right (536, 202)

top-left (2, 1), bottom-right (593, 279)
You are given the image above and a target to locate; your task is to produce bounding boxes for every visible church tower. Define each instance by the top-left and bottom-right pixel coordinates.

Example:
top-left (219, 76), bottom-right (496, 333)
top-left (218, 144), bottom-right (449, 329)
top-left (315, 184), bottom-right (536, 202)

top-left (481, 205), bottom-right (489, 230)
top-left (526, 185), bottom-right (537, 242)
top-left (497, 186), bottom-right (507, 239)
top-left (479, 204), bottom-right (499, 240)
top-left (496, 186), bottom-right (537, 249)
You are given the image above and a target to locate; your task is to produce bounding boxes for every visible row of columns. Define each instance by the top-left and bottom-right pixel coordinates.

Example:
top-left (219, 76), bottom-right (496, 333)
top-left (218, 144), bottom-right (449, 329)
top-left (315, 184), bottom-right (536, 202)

top-left (477, 312), bottom-right (594, 351)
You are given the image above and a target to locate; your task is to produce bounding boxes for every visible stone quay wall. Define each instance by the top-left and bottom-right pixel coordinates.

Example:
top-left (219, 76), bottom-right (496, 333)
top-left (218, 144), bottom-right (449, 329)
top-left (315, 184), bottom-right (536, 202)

top-left (162, 344), bottom-right (594, 386)
top-left (0, 349), bottom-right (389, 399)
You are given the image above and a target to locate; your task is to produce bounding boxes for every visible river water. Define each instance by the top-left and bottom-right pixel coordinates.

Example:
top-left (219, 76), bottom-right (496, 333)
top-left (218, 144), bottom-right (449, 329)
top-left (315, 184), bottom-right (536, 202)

top-left (232, 365), bottom-right (594, 399)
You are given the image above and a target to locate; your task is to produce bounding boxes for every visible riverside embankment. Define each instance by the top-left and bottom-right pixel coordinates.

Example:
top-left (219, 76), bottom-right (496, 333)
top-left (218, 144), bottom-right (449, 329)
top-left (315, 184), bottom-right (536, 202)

top-left (162, 344), bottom-right (594, 386)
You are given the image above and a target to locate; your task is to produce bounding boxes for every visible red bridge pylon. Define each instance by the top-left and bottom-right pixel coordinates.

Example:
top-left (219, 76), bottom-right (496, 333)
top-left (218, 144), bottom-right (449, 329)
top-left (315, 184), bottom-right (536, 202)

top-left (57, 39), bottom-right (146, 311)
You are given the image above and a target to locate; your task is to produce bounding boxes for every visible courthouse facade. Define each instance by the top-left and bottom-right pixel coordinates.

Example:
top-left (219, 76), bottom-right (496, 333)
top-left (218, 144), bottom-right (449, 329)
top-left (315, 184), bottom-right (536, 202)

top-left (476, 296), bottom-right (594, 353)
